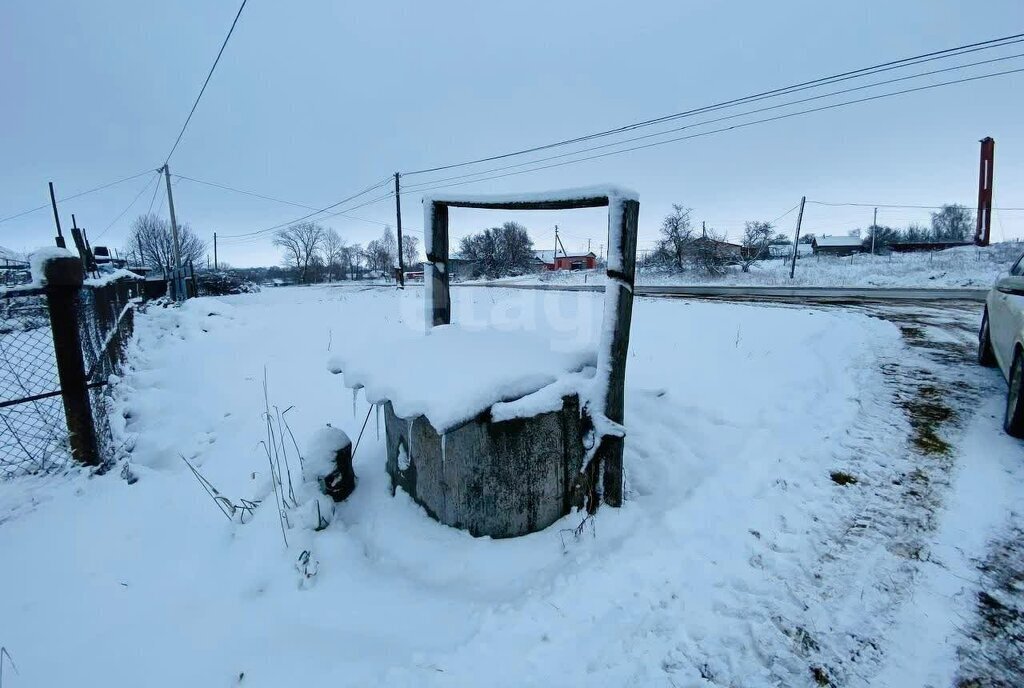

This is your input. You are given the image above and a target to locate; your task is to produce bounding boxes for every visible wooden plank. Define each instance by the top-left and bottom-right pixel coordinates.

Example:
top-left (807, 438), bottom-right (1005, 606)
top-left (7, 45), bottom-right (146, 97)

top-left (438, 197), bottom-right (610, 211)
top-left (426, 202), bottom-right (451, 327)
top-left (600, 198), bottom-right (639, 507)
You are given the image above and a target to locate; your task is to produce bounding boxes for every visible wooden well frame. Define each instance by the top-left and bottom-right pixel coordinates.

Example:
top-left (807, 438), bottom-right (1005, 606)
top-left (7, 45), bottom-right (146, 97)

top-left (423, 189), bottom-right (639, 507)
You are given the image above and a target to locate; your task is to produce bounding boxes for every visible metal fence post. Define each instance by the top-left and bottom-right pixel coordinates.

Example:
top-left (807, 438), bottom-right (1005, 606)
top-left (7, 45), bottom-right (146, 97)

top-left (44, 256), bottom-right (100, 466)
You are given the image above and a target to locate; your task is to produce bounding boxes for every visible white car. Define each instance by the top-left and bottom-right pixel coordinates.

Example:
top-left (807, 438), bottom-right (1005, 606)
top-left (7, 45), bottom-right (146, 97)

top-left (979, 251), bottom-right (1024, 436)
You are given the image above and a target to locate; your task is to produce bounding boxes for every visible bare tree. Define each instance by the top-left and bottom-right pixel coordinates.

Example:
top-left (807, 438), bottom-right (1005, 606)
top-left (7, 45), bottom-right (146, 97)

top-left (739, 221), bottom-right (774, 272)
top-left (321, 228), bottom-right (346, 282)
top-left (690, 227), bottom-right (731, 277)
top-left (458, 221), bottom-right (535, 278)
top-left (930, 204), bottom-right (974, 242)
top-left (343, 243), bottom-right (363, 280)
top-left (653, 204), bottom-right (695, 270)
top-left (273, 222), bottom-right (325, 283)
top-left (129, 213), bottom-right (207, 271)
top-left (402, 234), bottom-right (421, 270)
top-left (362, 227), bottom-right (398, 279)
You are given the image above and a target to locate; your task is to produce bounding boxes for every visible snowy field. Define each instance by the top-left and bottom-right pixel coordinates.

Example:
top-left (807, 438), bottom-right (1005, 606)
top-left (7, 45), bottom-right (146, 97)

top-left (0, 285), bottom-right (1022, 687)
top-left (493, 241), bottom-right (1021, 289)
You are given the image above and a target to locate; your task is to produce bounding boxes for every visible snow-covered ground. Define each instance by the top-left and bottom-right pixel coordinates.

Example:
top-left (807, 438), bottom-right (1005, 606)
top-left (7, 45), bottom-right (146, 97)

top-left (0, 285), bottom-right (1021, 687)
top-left (489, 241), bottom-right (1022, 289)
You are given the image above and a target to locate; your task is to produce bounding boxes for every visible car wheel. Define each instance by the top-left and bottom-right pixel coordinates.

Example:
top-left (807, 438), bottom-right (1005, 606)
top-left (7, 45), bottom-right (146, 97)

top-left (1005, 350), bottom-right (1024, 438)
top-left (979, 310), bottom-right (997, 367)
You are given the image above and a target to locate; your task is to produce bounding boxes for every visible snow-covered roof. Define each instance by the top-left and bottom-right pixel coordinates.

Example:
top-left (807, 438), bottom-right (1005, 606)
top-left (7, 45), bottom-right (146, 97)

top-left (534, 250), bottom-right (595, 262)
top-left (328, 325), bottom-right (596, 433)
top-left (422, 185), bottom-right (638, 207)
top-left (0, 245), bottom-right (26, 263)
top-left (814, 235), bottom-right (863, 247)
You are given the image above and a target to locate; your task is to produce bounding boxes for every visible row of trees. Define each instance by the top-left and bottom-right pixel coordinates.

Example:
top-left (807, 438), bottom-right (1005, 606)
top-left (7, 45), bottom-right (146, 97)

top-left (860, 204), bottom-right (975, 250)
top-left (272, 223), bottom-right (419, 283)
top-left (646, 202), bottom-right (978, 275)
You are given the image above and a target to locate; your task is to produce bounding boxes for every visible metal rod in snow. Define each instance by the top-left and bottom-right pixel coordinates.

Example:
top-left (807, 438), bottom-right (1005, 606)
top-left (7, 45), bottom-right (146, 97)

top-left (789, 196), bottom-right (806, 280)
top-left (48, 181), bottom-right (66, 248)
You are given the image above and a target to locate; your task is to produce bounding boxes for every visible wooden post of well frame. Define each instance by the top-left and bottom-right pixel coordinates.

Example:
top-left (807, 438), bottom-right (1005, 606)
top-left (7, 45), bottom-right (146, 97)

top-left (597, 198), bottom-right (638, 507)
top-left (426, 201), bottom-right (450, 327)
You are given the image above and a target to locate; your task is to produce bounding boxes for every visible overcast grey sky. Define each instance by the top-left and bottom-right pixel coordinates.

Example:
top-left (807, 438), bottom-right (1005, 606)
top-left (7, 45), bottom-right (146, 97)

top-left (2, 0), bottom-right (1023, 267)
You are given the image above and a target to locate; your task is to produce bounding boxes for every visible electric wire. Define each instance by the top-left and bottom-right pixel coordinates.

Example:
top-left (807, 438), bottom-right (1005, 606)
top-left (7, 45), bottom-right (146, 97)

top-left (216, 176), bottom-right (393, 239)
top-left (401, 33), bottom-right (1024, 176)
top-left (164, 0), bottom-right (249, 163)
top-left (0, 169), bottom-right (157, 225)
top-left (401, 52), bottom-right (1024, 193)
top-left (401, 67), bottom-right (1024, 197)
top-left (95, 172), bottom-right (163, 240)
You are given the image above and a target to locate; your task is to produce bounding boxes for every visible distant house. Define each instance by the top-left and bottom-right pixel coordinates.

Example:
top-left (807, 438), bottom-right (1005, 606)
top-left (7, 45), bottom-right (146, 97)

top-left (448, 253), bottom-right (480, 281)
top-left (691, 237), bottom-right (742, 261)
top-left (812, 235), bottom-right (864, 256)
top-left (534, 250), bottom-right (597, 271)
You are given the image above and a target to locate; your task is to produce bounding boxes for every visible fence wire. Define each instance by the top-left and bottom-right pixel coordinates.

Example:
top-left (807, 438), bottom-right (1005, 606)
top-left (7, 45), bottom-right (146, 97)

top-left (0, 278), bottom-right (145, 479)
top-left (0, 292), bottom-right (72, 478)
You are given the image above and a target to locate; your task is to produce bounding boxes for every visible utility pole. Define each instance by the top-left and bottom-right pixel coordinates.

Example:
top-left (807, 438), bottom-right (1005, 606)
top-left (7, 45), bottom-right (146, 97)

top-left (161, 164), bottom-right (185, 300)
top-left (975, 136), bottom-right (995, 247)
top-left (554, 225), bottom-right (559, 267)
top-left (587, 238), bottom-right (591, 254)
top-left (870, 207), bottom-right (878, 255)
top-left (789, 196), bottom-right (806, 280)
top-left (48, 182), bottom-right (66, 248)
top-left (394, 172), bottom-right (405, 287)
top-left (213, 232), bottom-right (218, 270)
top-left (702, 221), bottom-right (706, 239)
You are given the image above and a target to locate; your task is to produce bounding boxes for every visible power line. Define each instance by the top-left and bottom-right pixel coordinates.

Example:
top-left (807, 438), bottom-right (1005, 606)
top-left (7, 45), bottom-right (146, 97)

top-left (175, 173), bottom-right (429, 233)
top-left (808, 200), bottom-right (1024, 211)
top-left (0, 169), bottom-right (156, 225)
top-left (95, 172), bottom-right (162, 240)
top-left (164, 0), bottom-right (248, 163)
top-left (769, 203), bottom-right (802, 226)
top-left (401, 51), bottom-right (1024, 193)
top-left (217, 179), bottom-right (394, 241)
top-left (401, 32), bottom-right (1024, 177)
top-left (402, 67), bottom-right (1024, 197)
top-left (175, 174), bottom-right (317, 210)
top-left (145, 171), bottom-right (163, 216)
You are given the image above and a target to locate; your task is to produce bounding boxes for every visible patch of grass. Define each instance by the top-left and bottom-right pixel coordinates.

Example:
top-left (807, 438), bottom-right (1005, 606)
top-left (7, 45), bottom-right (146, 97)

top-left (830, 471), bottom-right (858, 486)
top-left (810, 665), bottom-right (832, 687)
top-left (898, 384), bottom-right (956, 456)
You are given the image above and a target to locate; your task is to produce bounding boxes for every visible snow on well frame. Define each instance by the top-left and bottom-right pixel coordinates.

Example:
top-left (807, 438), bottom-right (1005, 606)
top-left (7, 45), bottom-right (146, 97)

top-left (421, 185), bottom-right (639, 509)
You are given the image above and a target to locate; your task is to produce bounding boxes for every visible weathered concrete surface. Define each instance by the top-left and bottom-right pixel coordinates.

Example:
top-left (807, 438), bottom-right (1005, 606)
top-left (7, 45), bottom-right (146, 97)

top-left (384, 396), bottom-right (585, 538)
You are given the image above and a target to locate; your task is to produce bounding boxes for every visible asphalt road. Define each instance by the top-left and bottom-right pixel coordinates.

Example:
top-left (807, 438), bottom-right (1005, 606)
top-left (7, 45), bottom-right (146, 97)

top-left (456, 282), bottom-right (989, 303)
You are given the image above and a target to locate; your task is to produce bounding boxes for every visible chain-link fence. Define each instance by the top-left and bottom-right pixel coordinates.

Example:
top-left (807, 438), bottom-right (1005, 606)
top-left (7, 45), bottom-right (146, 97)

top-left (0, 271), bottom-right (149, 479)
top-left (81, 278), bottom-right (144, 461)
top-left (0, 289), bottom-right (72, 478)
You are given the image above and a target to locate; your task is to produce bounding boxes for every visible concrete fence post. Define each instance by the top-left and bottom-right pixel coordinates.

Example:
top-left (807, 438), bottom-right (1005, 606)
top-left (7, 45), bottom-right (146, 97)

top-left (44, 255), bottom-right (100, 466)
